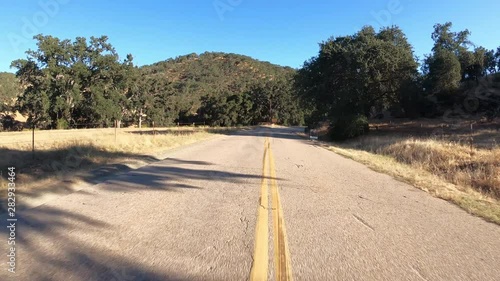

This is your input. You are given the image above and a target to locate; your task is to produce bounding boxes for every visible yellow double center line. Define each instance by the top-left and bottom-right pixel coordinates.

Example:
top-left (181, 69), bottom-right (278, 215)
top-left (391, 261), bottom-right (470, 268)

top-left (250, 138), bottom-right (293, 281)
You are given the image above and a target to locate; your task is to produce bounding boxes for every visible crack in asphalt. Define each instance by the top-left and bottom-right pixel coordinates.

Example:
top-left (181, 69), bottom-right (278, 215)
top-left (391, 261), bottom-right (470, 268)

top-left (352, 214), bottom-right (375, 231)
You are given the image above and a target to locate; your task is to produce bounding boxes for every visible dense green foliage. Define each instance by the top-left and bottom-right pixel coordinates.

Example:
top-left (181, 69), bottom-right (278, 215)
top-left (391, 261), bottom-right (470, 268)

top-left (11, 35), bottom-right (134, 128)
top-left (296, 26), bottom-right (419, 126)
top-left (9, 37), bottom-right (302, 128)
top-left (297, 23), bottom-right (500, 138)
top-left (199, 76), bottom-right (303, 126)
top-left (329, 115), bottom-right (369, 141)
top-left (139, 52), bottom-right (302, 126)
top-left (0, 72), bottom-right (21, 113)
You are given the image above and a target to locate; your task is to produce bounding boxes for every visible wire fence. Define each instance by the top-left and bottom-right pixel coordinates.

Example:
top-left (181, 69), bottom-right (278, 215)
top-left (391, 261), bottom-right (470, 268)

top-left (370, 118), bottom-right (500, 150)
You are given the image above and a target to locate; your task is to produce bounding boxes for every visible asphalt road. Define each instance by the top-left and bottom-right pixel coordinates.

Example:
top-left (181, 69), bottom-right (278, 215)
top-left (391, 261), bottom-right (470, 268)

top-left (2, 126), bottom-right (500, 280)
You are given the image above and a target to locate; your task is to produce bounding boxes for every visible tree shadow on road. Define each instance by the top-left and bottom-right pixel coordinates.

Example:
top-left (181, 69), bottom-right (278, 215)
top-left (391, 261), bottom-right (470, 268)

top-left (222, 126), bottom-right (308, 141)
top-left (0, 153), bottom-right (280, 280)
top-left (84, 150), bottom-right (285, 192)
top-left (127, 128), bottom-right (199, 137)
top-left (0, 127), bottom-right (296, 280)
top-left (0, 206), bottom-right (191, 280)
top-left (0, 145), bottom-right (159, 181)
top-left (0, 145), bottom-right (166, 206)
top-left (0, 126), bottom-right (297, 209)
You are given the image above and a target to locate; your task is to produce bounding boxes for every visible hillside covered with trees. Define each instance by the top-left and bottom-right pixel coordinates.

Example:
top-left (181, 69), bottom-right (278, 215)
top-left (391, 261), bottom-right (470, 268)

top-left (140, 52), bottom-right (303, 126)
top-left (0, 72), bottom-right (21, 113)
top-left (2, 22), bottom-right (500, 138)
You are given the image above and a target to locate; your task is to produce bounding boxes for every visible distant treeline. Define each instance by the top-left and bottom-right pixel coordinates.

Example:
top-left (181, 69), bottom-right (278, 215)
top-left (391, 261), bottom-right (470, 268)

top-left (2, 22), bottom-right (499, 138)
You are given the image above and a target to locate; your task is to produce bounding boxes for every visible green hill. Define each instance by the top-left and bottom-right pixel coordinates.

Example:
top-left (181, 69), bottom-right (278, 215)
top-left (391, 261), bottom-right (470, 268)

top-left (136, 52), bottom-right (300, 125)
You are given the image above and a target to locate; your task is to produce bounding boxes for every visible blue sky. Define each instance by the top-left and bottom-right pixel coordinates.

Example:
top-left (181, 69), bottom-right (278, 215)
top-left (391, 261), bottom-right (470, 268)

top-left (1, 0), bottom-right (499, 73)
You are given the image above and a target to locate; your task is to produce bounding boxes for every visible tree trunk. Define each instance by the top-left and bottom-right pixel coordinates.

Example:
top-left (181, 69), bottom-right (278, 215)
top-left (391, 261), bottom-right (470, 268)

top-left (139, 108), bottom-right (142, 129)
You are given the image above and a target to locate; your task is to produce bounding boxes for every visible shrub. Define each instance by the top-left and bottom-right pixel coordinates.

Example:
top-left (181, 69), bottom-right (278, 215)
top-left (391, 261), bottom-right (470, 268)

top-left (329, 115), bottom-right (369, 141)
top-left (1, 115), bottom-right (15, 131)
top-left (56, 118), bottom-right (69, 130)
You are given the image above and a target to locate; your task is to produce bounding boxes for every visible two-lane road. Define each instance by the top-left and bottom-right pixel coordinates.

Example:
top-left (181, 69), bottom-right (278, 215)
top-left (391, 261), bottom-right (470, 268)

top-left (2, 127), bottom-right (500, 280)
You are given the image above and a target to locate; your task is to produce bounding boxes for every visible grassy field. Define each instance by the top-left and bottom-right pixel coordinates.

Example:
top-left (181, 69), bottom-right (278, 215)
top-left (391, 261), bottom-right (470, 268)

top-left (326, 118), bottom-right (500, 224)
top-left (0, 126), bottom-right (236, 197)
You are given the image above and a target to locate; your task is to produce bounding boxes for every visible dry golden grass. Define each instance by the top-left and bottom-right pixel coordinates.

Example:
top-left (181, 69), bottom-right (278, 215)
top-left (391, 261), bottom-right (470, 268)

top-left (326, 120), bottom-right (500, 224)
top-left (0, 127), bottom-right (236, 192)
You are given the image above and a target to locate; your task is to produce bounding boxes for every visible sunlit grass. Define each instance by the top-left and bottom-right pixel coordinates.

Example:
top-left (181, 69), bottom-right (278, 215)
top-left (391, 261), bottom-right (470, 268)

top-left (328, 132), bottom-right (500, 224)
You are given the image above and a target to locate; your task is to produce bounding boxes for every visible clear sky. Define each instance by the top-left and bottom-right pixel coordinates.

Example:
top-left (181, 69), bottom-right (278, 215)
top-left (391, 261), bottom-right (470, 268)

top-left (1, 0), bottom-right (499, 73)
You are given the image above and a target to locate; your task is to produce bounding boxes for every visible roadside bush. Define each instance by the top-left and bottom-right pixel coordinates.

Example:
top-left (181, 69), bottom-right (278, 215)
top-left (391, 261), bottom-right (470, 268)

top-left (0, 115), bottom-right (23, 131)
top-left (56, 118), bottom-right (69, 129)
top-left (329, 115), bottom-right (369, 141)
